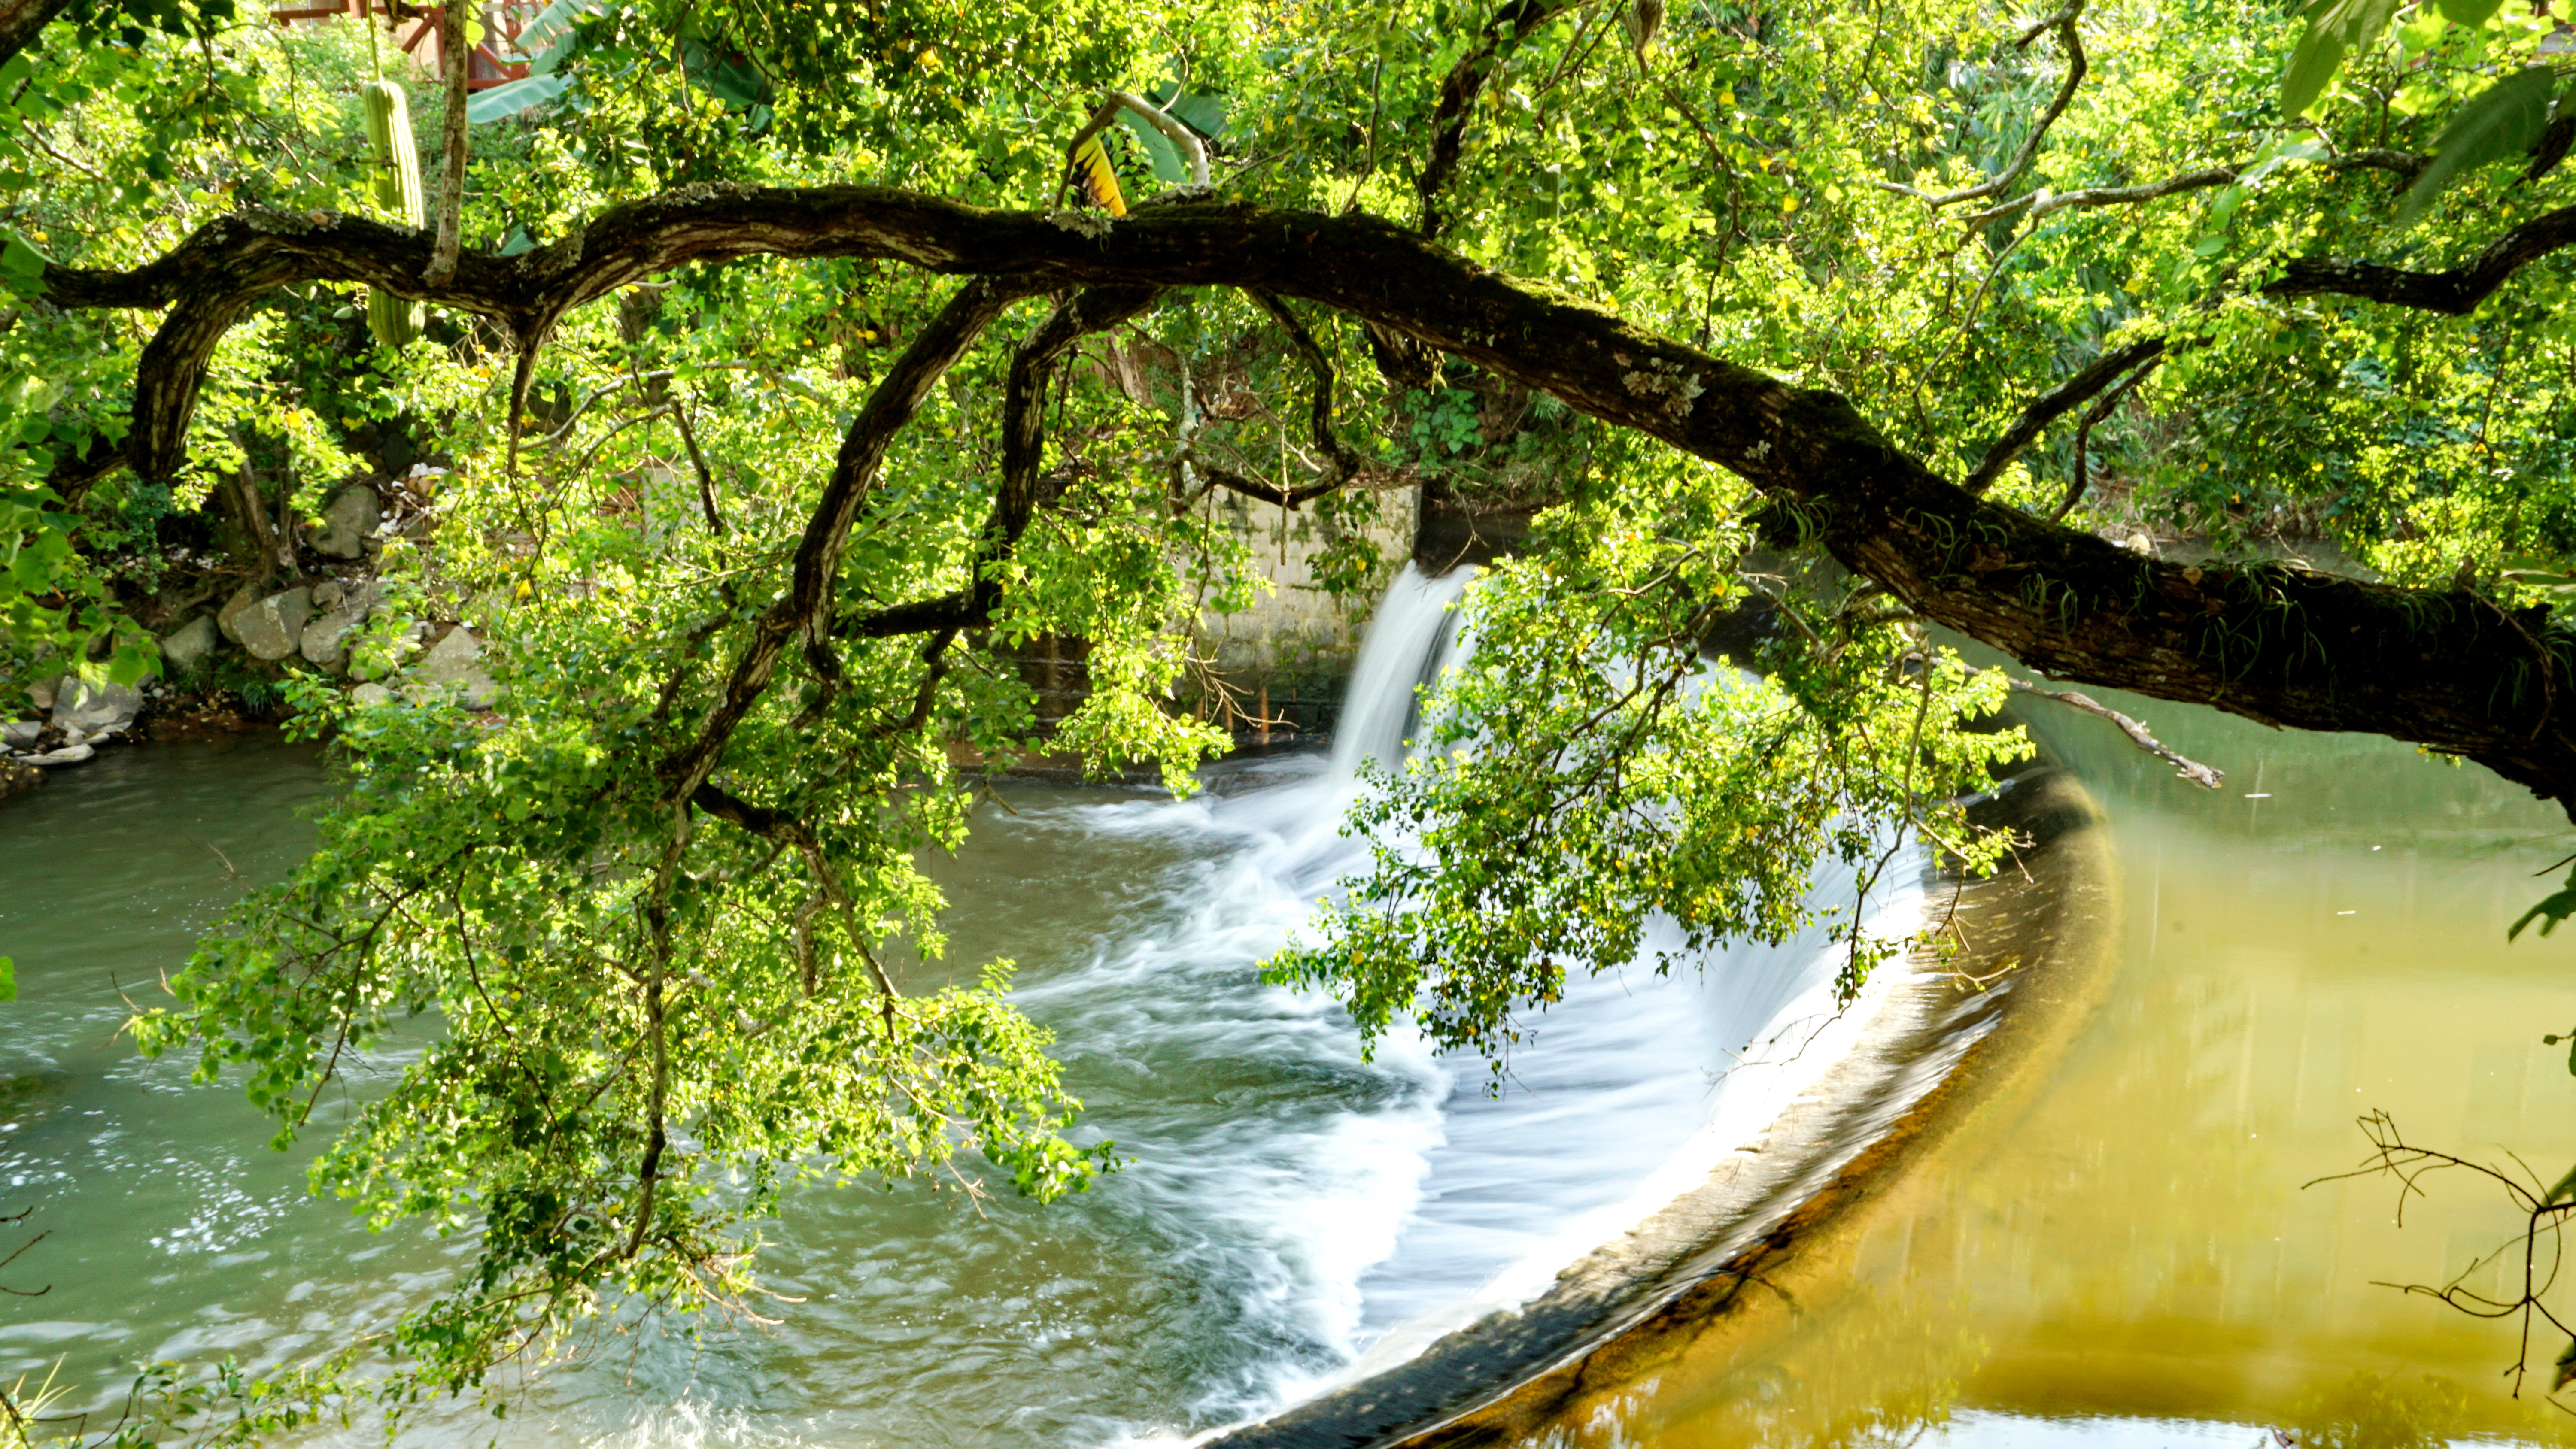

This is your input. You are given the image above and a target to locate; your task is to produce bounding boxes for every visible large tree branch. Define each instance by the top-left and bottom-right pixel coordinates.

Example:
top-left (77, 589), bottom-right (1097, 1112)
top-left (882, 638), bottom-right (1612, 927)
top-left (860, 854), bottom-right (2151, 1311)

top-left (1416, 0), bottom-right (1579, 238)
top-left (655, 277), bottom-right (1031, 802)
top-left (0, 0), bottom-right (73, 69)
top-left (33, 188), bottom-right (2576, 812)
top-left (2264, 203), bottom-right (2576, 315)
top-left (1965, 336), bottom-right (2165, 495)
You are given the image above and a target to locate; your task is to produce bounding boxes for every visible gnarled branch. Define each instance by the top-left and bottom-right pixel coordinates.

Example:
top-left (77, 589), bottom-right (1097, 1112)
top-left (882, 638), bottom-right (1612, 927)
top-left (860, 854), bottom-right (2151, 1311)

top-left (29, 189), bottom-right (2576, 812)
top-left (1878, 3), bottom-right (2087, 210)
top-left (1965, 336), bottom-right (2164, 494)
top-left (1417, 0), bottom-right (1579, 238)
top-left (2049, 355), bottom-right (2158, 522)
top-left (656, 277), bottom-right (1031, 803)
top-left (2265, 203), bottom-right (2576, 315)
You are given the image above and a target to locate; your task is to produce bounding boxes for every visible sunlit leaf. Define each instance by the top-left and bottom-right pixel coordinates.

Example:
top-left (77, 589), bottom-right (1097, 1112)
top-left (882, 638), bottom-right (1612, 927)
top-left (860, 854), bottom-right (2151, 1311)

top-left (2399, 65), bottom-right (2556, 226)
top-left (2281, 0), bottom-right (2399, 119)
top-left (1072, 133), bottom-right (1126, 215)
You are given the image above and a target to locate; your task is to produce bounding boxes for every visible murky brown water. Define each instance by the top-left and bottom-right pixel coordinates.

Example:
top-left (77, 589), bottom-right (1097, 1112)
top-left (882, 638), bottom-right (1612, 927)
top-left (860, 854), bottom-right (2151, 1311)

top-left (1513, 677), bottom-right (2576, 1449)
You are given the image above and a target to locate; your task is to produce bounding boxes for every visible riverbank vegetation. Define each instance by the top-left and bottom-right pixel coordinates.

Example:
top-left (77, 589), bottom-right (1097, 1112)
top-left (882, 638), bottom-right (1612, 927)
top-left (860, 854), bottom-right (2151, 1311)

top-left (4, 0), bottom-right (2576, 1437)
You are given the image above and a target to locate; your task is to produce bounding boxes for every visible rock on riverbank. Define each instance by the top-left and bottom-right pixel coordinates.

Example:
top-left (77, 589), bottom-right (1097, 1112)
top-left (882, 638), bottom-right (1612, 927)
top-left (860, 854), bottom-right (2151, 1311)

top-left (5, 470), bottom-right (500, 782)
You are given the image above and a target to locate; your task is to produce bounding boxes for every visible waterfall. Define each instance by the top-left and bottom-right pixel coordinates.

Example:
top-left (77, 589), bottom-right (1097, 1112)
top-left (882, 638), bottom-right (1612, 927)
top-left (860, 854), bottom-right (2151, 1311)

top-left (1035, 562), bottom-right (1922, 1418)
top-left (1327, 564), bottom-right (1477, 779)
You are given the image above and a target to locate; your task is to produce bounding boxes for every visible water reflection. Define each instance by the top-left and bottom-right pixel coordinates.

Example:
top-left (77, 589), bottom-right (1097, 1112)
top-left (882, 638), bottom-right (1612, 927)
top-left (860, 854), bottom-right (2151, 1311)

top-left (1513, 675), bottom-right (2576, 1448)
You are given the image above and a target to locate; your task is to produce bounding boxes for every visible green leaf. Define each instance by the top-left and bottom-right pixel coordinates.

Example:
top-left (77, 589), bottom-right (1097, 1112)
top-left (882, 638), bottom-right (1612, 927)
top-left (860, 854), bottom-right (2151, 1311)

top-left (2435, 0), bottom-right (2505, 27)
top-left (1117, 88), bottom-right (1228, 183)
top-left (2282, 0), bottom-right (2400, 119)
top-left (2280, 30), bottom-right (2347, 121)
top-left (2399, 65), bottom-right (2556, 227)
top-left (2546, 1161), bottom-right (2576, 1207)
top-left (0, 230), bottom-right (51, 296)
top-left (467, 73), bottom-right (571, 124)
top-left (0, 957), bottom-right (13, 1003)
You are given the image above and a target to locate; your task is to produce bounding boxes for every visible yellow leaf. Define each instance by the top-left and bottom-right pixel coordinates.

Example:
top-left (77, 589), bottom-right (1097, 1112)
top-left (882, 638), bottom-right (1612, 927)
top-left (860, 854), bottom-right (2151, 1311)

top-left (1073, 134), bottom-right (1127, 218)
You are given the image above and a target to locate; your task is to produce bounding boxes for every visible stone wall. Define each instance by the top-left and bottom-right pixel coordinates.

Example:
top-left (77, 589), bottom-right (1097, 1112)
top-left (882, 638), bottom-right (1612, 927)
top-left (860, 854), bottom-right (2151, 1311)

top-left (1186, 483), bottom-right (1420, 741)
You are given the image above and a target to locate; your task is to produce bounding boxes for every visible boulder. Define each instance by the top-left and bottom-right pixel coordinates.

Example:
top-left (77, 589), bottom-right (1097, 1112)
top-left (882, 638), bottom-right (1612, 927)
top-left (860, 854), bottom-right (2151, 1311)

top-left (161, 615), bottom-right (219, 674)
top-left (234, 588), bottom-right (312, 662)
top-left (52, 677), bottom-right (140, 736)
top-left (313, 579), bottom-right (345, 610)
top-left (216, 582), bottom-right (265, 644)
top-left (408, 626), bottom-right (499, 709)
top-left (307, 485), bottom-right (380, 560)
top-left (0, 721), bottom-right (39, 750)
top-left (351, 682), bottom-right (394, 708)
top-left (25, 743), bottom-right (93, 768)
top-left (298, 582), bottom-right (381, 670)
top-left (24, 676), bottom-right (56, 712)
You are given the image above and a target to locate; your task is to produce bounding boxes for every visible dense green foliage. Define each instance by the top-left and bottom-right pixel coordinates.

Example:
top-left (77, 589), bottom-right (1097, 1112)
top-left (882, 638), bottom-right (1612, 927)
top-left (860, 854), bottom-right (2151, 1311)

top-left (4, 0), bottom-right (2576, 1437)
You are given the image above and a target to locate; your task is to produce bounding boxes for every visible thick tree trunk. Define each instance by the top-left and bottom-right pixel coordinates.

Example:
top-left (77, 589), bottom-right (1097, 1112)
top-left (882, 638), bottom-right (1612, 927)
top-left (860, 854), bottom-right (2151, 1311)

top-left (35, 191), bottom-right (2576, 812)
top-left (0, 0), bottom-right (76, 69)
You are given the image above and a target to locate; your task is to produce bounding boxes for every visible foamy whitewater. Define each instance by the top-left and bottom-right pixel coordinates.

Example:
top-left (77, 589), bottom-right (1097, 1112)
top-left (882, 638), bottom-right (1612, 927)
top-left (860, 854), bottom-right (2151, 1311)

top-left (295, 565), bottom-right (1920, 1448)
top-left (1028, 564), bottom-right (1923, 1437)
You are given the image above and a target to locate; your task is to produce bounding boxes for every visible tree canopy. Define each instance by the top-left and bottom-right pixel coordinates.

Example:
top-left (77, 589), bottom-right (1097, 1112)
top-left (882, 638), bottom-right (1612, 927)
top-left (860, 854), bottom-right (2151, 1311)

top-left (6, 0), bottom-right (2576, 1434)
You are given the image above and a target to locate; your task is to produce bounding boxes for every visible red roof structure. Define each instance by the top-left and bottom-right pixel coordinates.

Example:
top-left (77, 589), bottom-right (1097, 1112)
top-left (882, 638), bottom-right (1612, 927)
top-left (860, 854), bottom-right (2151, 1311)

top-left (269, 1), bottom-right (535, 91)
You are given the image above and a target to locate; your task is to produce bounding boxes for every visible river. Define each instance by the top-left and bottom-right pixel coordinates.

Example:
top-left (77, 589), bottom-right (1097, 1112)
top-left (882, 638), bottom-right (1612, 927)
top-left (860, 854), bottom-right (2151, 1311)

top-left (3, 592), bottom-right (2571, 1447)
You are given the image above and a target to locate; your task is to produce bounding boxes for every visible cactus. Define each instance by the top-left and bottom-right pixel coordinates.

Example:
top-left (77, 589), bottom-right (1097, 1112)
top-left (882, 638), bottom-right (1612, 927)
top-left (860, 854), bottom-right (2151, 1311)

top-left (360, 79), bottom-right (425, 348)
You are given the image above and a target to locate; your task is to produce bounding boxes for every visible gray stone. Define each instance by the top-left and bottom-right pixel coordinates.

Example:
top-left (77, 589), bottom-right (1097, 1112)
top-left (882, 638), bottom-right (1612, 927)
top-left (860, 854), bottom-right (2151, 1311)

top-left (216, 583), bottom-right (264, 644)
top-left (351, 682), bottom-right (394, 708)
top-left (312, 579), bottom-right (346, 610)
top-left (52, 677), bottom-right (140, 736)
top-left (234, 588), bottom-right (312, 662)
top-left (408, 625), bottom-right (499, 709)
top-left (298, 582), bottom-right (381, 670)
top-left (0, 721), bottom-right (38, 749)
top-left (161, 615), bottom-right (218, 674)
top-left (24, 676), bottom-right (56, 712)
top-left (25, 743), bottom-right (93, 768)
top-left (307, 485), bottom-right (380, 560)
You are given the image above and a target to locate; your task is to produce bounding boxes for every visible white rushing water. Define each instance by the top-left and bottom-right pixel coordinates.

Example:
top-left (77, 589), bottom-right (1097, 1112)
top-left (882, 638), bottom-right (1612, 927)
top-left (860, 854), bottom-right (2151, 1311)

top-left (1008, 563), bottom-right (1924, 1434)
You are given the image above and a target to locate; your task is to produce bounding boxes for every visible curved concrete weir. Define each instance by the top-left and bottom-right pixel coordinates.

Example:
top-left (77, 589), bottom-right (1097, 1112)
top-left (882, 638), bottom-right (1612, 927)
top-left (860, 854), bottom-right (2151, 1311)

top-left (1203, 763), bottom-right (2119, 1449)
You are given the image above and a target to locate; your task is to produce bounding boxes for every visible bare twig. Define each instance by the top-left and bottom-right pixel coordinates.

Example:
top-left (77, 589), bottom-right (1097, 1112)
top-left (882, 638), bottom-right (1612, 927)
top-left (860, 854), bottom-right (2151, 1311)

top-left (2006, 675), bottom-right (2223, 788)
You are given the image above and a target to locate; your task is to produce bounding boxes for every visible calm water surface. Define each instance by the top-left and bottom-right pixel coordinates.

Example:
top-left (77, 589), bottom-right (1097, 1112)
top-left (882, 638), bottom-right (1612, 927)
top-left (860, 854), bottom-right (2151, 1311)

top-left (1516, 676), bottom-right (2576, 1449)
